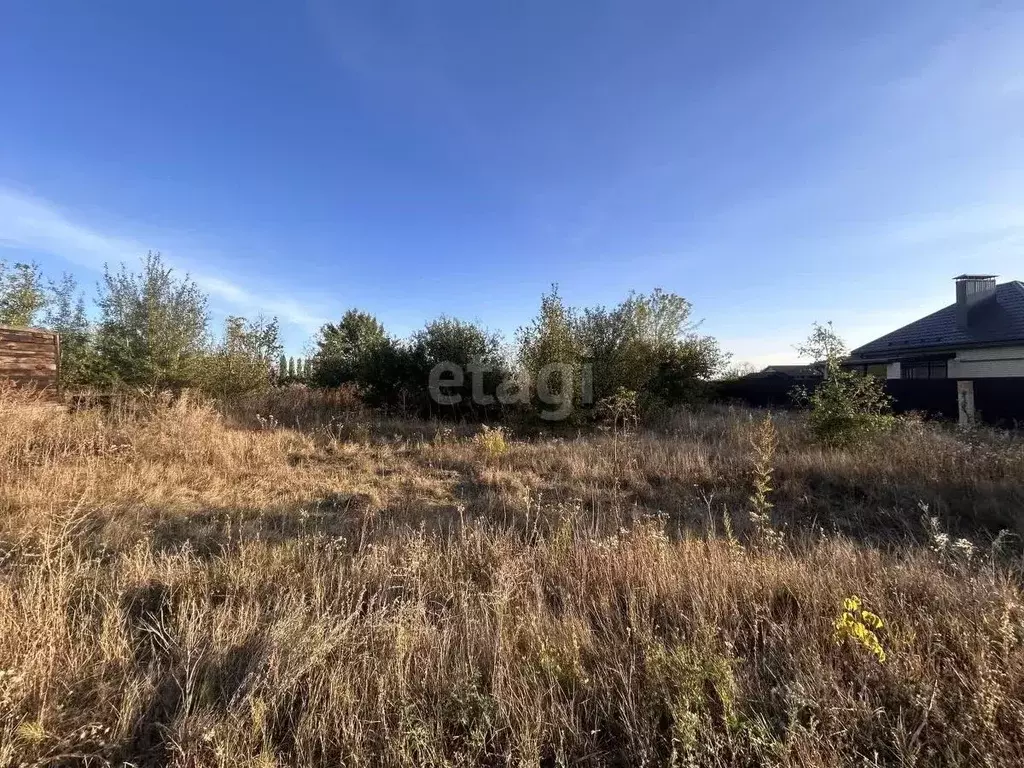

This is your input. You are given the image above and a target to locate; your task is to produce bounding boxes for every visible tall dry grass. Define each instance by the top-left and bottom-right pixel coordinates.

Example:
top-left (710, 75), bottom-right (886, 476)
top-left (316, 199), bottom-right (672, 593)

top-left (1, 387), bottom-right (1024, 765)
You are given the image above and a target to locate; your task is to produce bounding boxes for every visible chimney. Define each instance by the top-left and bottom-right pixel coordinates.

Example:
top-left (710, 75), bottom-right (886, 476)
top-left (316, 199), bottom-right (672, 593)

top-left (954, 274), bottom-right (997, 329)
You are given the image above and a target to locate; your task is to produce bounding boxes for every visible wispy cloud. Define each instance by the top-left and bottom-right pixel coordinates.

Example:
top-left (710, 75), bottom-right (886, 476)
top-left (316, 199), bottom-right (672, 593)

top-left (0, 185), bottom-right (328, 333)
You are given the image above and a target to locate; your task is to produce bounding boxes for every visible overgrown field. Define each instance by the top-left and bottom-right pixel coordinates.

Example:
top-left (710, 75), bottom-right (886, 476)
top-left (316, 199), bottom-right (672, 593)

top-left (2, 389), bottom-right (1024, 766)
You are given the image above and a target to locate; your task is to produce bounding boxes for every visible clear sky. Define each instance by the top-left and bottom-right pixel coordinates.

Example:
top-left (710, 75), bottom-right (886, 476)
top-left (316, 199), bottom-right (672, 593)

top-left (2, 1), bottom-right (1023, 364)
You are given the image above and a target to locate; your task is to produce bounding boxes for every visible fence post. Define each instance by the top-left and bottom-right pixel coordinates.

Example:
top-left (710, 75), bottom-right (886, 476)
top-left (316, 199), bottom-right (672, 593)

top-left (957, 380), bottom-right (976, 428)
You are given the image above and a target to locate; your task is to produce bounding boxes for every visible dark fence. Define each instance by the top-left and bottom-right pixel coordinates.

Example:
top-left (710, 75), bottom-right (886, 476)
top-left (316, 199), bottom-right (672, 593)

top-left (975, 378), bottom-right (1024, 426)
top-left (883, 379), bottom-right (959, 419)
top-left (713, 373), bottom-right (809, 408)
top-left (713, 375), bottom-right (1024, 426)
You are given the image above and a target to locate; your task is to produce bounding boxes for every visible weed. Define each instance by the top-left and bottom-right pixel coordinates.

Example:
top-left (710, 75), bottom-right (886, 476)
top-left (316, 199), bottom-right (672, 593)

top-left (473, 424), bottom-right (508, 459)
top-left (833, 595), bottom-right (887, 663)
top-left (749, 413), bottom-right (784, 548)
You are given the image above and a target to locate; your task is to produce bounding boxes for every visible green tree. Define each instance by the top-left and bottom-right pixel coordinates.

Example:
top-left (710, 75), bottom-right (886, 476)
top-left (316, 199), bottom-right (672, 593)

top-left (619, 288), bottom-right (695, 348)
top-left (363, 342), bottom-right (419, 407)
top-left (575, 288), bottom-right (725, 409)
top-left (94, 252), bottom-right (209, 389)
top-left (0, 261), bottom-right (47, 327)
top-left (44, 272), bottom-right (96, 386)
top-left (412, 316), bottom-right (509, 416)
top-left (574, 304), bottom-right (626, 400)
top-left (277, 353), bottom-right (288, 381)
top-left (287, 356), bottom-right (296, 379)
top-left (796, 321), bottom-right (846, 370)
top-left (646, 336), bottom-right (726, 405)
top-left (312, 309), bottom-right (390, 388)
top-left (201, 315), bottom-right (282, 398)
top-left (517, 285), bottom-right (587, 419)
top-left (795, 322), bottom-right (894, 446)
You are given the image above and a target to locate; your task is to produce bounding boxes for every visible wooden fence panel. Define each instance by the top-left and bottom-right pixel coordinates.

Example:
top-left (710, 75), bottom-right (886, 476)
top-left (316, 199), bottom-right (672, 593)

top-left (0, 326), bottom-right (60, 396)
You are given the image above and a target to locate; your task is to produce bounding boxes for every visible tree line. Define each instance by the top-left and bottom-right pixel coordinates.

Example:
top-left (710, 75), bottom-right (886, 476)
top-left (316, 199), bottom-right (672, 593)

top-left (310, 286), bottom-right (725, 420)
top-left (0, 253), bottom-right (282, 397)
top-left (0, 253), bottom-right (727, 419)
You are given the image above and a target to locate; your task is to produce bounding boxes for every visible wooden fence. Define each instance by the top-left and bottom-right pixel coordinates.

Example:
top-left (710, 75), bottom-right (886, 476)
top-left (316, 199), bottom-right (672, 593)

top-left (0, 326), bottom-right (60, 395)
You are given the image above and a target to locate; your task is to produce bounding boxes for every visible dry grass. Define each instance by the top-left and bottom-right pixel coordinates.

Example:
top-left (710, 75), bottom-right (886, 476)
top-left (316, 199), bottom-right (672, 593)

top-left (2, 388), bottom-right (1024, 766)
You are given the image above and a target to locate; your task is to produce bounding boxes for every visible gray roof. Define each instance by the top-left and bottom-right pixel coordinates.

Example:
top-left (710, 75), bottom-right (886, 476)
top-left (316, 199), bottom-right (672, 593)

top-left (759, 364), bottom-right (818, 376)
top-left (850, 281), bottom-right (1024, 359)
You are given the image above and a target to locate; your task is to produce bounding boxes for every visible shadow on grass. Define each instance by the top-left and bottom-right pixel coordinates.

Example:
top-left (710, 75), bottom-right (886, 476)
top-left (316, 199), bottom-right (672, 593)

top-left (16, 432), bottom-right (1020, 565)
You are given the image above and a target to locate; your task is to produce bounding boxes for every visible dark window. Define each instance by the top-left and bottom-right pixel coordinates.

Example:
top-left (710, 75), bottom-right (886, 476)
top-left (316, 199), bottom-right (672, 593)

top-left (901, 360), bottom-right (947, 379)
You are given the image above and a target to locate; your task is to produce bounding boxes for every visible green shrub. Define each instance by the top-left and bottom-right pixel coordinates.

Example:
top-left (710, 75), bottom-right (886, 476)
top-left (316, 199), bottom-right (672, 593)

top-left (198, 315), bottom-right (282, 399)
top-left (795, 322), bottom-right (895, 447)
top-left (94, 252), bottom-right (210, 389)
top-left (519, 286), bottom-right (725, 422)
top-left (411, 315), bottom-right (509, 418)
top-left (310, 309), bottom-right (390, 389)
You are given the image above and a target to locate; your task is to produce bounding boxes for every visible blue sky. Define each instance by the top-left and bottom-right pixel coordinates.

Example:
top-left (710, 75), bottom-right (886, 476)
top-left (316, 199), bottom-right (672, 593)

top-left (2, 1), bottom-right (1023, 364)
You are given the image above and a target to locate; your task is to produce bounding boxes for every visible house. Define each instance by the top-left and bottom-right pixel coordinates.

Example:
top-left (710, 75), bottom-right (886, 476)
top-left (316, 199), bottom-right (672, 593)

top-left (848, 275), bottom-right (1024, 425)
top-left (715, 364), bottom-right (820, 407)
top-left (757, 364), bottom-right (819, 379)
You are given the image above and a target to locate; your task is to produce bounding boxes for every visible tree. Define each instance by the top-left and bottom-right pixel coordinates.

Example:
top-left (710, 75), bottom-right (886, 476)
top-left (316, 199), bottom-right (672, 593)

top-left (356, 339), bottom-right (419, 407)
top-left (288, 356), bottom-right (296, 379)
top-left (94, 252), bottom-right (209, 389)
top-left (618, 288), bottom-right (696, 348)
top-left (44, 272), bottom-right (96, 386)
top-left (201, 315), bottom-right (282, 398)
top-left (795, 322), bottom-right (894, 446)
top-left (277, 353), bottom-right (288, 381)
top-left (615, 289), bottom-right (724, 399)
top-left (575, 304), bottom-right (628, 401)
top-left (646, 335), bottom-right (725, 405)
top-left (575, 288), bottom-right (725, 408)
top-left (412, 316), bottom-right (509, 416)
top-left (795, 321), bottom-right (846, 372)
top-left (0, 261), bottom-right (47, 327)
top-left (312, 309), bottom-right (389, 388)
top-left (517, 285), bottom-right (586, 419)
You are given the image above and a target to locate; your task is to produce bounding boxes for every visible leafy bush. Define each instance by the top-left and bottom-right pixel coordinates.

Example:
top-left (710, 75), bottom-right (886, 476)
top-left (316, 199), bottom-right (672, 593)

top-left (94, 252), bottom-right (209, 389)
top-left (311, 309), bottom-right (390, 388)
top-left (517, 286), bottom-right (724, 422)
top-left (0, 261), bottom-right (47, 327)
top-left (796, 322), bottom-right (895, 446)
top-left (43, 272), bottom-right (98, 387)
top-left (517, 285), bottom-right (587, 420)
top-left (198, 315), bottom-right (282, 399)
top-left (412, 316), bottom-right (510, 418)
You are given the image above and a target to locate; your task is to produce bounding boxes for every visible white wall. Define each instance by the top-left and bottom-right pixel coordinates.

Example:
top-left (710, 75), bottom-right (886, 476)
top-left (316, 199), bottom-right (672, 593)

top-left (948, 346), bottom-right (1024, 378)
